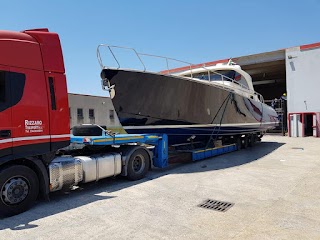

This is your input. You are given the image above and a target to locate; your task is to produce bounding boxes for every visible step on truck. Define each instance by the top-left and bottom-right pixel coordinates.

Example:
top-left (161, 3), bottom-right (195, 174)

top-left (0, 29), bottom-right (248, 217)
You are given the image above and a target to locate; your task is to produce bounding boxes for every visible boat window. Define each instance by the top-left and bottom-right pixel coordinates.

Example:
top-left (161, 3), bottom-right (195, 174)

top-left (193, 70), bottom-right (237, 82)
top-left (221, 70), bottom-right (236, 81)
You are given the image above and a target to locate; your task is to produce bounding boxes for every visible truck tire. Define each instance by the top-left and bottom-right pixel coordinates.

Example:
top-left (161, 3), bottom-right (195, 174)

top-left (0, 165), bottom-right (39, 217)
top-left (126, 149), bottom-right (150, 181)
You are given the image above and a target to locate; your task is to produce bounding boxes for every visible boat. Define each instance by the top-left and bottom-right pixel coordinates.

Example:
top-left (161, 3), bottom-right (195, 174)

top-left (97, 45), bottom-right (279, 145)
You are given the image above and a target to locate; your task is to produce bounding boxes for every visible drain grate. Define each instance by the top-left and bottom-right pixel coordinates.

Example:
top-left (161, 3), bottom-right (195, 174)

top-left (198, 199), bottom-right (234, 212)
top-left (292, 147), bottom-right (304, 150)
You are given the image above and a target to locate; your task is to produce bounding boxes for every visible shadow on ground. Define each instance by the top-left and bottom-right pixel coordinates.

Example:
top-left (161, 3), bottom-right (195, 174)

top-left (0, 141), bottom-right (284, 230)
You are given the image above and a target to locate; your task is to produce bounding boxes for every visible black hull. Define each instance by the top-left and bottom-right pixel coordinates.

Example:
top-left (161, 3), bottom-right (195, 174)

top-left (102, 69), bottom-right (278, 144)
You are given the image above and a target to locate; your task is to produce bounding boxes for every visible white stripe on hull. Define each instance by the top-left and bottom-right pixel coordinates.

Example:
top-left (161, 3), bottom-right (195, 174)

top-left (123, 122), bottom-right (276, 130)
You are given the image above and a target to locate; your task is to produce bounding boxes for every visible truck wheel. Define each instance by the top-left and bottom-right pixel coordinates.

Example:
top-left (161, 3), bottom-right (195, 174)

top-left (0, 165), bottom-right (39, 217)
top-left (126, 149), bottom-right (150, 181)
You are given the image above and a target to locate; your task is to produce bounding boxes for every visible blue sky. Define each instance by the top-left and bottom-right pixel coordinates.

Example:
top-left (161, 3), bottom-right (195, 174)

top-left (1, 0), bottom-right (320, 96)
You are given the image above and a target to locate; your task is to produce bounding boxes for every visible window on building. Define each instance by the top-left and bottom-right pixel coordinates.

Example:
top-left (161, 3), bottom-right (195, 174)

top-left (109, 110), bottom-right (114, 122)
top-left (89, 109), bottom-right (95, 118)
top-left (77, 108), bottom-right (83, 119)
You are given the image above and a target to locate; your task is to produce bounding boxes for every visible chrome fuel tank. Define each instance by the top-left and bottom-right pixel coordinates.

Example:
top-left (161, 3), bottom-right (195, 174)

top-left (76, 153), bottom-right (122, 183)
top-left (49, 153), bottom-right (122, 192)
top-left (49, 156), bottom-right (83, 191)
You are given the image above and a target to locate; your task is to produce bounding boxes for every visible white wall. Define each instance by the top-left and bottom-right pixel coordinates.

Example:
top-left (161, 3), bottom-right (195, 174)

top-left (68, 93), bottom-right (121, 129)
top-left (286, 47), bottom-right (320, 113)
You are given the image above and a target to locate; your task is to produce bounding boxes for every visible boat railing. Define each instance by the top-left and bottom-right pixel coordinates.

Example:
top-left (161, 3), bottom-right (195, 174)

top-left (97, 44), bottom-right (264, 103)
top-left (97, 44), bottom-right (195, 77)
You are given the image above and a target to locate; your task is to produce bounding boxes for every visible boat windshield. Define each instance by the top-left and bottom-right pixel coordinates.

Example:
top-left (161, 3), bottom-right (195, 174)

top-left (192, 70), bottom-right (238, 82)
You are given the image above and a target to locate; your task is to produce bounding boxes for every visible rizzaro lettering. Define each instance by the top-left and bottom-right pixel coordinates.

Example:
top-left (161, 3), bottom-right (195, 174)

top-left (25, 120), bottom-right (43, 126)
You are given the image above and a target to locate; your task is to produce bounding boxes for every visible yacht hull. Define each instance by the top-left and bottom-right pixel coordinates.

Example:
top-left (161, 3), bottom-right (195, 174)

top-left (101, 69), bottom-right (278, 144)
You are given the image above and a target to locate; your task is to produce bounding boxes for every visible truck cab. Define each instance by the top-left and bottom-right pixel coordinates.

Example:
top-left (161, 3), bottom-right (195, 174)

top-left (0, 29), bottom-right (70, 216)
top-left (0, 29), bottom-right (157, 217)
top-left (0, 29), bottom-right (70, 163)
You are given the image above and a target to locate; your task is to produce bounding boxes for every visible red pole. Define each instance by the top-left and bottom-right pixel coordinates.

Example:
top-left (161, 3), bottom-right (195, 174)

top-left (288, 113), bottom-right (291, 137)
top-left (302, 113), bottom-right (305, 137)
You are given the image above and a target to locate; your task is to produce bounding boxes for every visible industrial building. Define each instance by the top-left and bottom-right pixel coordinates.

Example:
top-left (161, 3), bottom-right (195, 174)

top-left (68, 93), bottom-right (120, 129)
top-left (236, 42), bottom-right (320, 138)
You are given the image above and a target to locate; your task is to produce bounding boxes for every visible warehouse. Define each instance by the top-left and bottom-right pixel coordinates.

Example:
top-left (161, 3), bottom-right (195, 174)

top-left (233, 42), bottom-right (320, 138)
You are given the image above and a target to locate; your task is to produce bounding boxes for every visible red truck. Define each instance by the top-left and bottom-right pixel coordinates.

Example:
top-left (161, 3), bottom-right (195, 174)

top-left (0, 29), bottom-right (71, 216)
top-left (0, 28), bottom-right (162, 217)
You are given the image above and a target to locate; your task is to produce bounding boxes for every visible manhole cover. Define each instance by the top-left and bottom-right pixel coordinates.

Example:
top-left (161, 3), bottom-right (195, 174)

top-left (198, 199), bottom-right (234, 212)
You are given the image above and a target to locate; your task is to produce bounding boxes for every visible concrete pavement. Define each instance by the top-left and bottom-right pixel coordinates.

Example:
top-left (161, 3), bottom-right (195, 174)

top-left (1, 135), bottom-right (320, 239)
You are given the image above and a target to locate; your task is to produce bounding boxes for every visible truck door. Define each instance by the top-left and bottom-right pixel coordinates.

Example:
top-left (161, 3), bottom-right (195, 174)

top-left (0, 66), bottom-right (13, 159)
top-left (9, 67), bottom-right (50, 157)
top-left (45, 72), bottom-right (70, 151)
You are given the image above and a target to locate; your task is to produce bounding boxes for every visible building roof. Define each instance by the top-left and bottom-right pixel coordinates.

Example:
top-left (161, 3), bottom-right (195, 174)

top-left (165, 41), bottom-right (320, 74)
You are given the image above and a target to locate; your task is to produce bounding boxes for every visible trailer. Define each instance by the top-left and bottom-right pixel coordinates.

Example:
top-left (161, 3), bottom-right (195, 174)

top-left (0, 124), bottom-right (238, 217)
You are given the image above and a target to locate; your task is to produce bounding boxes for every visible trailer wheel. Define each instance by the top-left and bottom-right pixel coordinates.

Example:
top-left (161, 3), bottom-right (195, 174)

top-left (248, 134), bottom-right (256, 147)
top-left (242, 136), bottom-right (249, 149)
top-left (126, 149), bottom-right (150, 181)
top-left (0, 165), bottom-right (39, 217)
top-left (235, 137), bottom-right (242, 150)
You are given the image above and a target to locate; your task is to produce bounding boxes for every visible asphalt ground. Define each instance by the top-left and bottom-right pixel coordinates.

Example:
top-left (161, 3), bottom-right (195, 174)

top-left (1, 135), bottom-right (320, 240)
